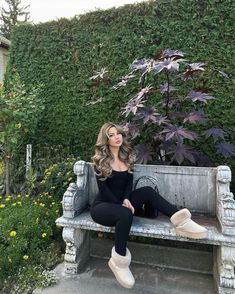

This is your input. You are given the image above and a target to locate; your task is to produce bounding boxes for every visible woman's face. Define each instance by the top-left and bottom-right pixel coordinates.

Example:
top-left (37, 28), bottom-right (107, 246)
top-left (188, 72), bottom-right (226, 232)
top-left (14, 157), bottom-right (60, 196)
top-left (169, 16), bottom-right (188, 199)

top-left (107, 126), bottom-right (123, 147)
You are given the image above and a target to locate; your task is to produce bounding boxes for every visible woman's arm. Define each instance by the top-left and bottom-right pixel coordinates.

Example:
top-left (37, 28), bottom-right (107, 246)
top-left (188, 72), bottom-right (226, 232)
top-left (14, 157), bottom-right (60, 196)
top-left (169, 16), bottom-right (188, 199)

top-left (123, 173), bottom-right (133, 200)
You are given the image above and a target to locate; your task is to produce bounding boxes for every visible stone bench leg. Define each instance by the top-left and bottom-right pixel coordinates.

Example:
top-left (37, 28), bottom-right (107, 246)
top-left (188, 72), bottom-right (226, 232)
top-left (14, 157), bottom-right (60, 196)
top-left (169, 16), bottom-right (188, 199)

top-left (214, 245), bottom-right (235, 294)
top-left (62, 227), bottom-right (90, 274)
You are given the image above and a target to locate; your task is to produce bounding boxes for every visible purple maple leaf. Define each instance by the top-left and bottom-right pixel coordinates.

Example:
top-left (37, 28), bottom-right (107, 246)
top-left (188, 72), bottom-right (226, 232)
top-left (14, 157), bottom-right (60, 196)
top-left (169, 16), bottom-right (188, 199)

top-left (162, 49), bottom-right (185, 59)
top-left (187, 91), bottom-right (215, 103)
top-left (122, 122), bottom-right (140, 139)
top-left (153, 57), bottom-right (185, 73)
top-left (188, 63), bottom-right (205, 71)
top-left (122, 99), bottom-right (145, 117)
top-left (112, 71), bottom-right (136, 90)
top-left (122, 86), bottom-right (152, 117)
top-left (203, 128), bottom-right (226, 141)
top-left (183, 110), bottom-right (207, 124)
top-left (137, 107), bottom-right (159, 124)
top-left (89, 68), bottom-right (108, 80)
top-left (131, 58), bottom-right (154, 75)
top-left (159, 83), bottom-right (176, 94)
top-left (216, 142), bottom-right (235, 158)
top-left (161, 125), bottom-right (198, 141)
top-left (86, 97), bottom-right (104, 106)
top-left (167, 143), bottom-right (196, 165)
top-left (182, 63), bottom-right (205, 80)
top-left (155, 115), bottom-right (170, 126)
top-left (134, 144), bottom-right (153, 164)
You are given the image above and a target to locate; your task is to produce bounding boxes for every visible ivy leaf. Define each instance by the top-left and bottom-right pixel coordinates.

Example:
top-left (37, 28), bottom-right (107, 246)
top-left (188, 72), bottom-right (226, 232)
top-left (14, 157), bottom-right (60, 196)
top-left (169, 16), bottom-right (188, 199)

top-left (161, 125), bottom-right (198, 141)
top-left (183, 110), bottom-right (207, 124)
top-left (134, 144), bottom-right (153, 164)
top-left (187, 90), bottom-right (215, 103)
top-left (203, 128), bottom-right (226, 141)
top-left (167, 143), bottom-right (196, 165)
top-left (137, 107), bottom-right (159, 124)
top-left (216, 142), bottom-right (235, 158)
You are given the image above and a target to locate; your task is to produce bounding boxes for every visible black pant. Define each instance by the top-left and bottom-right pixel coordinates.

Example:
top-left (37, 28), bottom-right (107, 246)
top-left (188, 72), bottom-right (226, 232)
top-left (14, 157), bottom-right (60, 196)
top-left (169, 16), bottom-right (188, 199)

top-left (90, 186), bottom-right (178, 256)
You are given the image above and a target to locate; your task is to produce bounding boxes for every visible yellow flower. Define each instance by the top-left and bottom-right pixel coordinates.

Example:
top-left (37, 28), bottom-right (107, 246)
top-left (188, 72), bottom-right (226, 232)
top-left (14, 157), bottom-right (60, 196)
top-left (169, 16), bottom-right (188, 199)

top-left (17, 194), bottom-right (21, 198)
top-left (39, 203), bottom-right (45, 207)
top-left (12, 203), bottom-right (17, 207)
top-left (52, 202), bottom-right (55, 205)
top-left (10, 231), bottom-right (17, 237)
top-left (44, 192), bottom-right (49, 196)
top-left (8, 257), bottom-right (12, 263)
top-left (23, 255), bottom-right (29, 260)
top-left (15, 122), bottom-right (22, 129)
top-left (17, 201), bottom-right (22, 206)
top-left (41, 233), bottom-right (47, 238)
top-left (0, 204), bottom-right (5, 208)
top-left (25, 194), bottom-right (29, 198)
top-left (40, 180), bottom-right (46, 184)
top-left (56, 209), bottom-right (59, 213)
top-left (0, 196), bottom-right (2, 199)
top-left (68, 177), bottom-right (73, 182)
top-left (5, 198), bottom-right (11, 201)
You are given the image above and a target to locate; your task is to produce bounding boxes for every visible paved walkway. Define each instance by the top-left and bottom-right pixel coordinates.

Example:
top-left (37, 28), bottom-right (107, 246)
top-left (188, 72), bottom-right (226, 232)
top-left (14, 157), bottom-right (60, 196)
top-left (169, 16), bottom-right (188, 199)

top-left (33, 257), bottom-right (215, 294)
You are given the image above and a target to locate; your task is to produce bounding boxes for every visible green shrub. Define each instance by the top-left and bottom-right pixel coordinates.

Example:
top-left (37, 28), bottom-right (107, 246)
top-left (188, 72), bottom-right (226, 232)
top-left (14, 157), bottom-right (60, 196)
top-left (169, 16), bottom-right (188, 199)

top-left (39, 157), bottom-right (77, 201)
top-left (0, 193), bottom-right (62, 283)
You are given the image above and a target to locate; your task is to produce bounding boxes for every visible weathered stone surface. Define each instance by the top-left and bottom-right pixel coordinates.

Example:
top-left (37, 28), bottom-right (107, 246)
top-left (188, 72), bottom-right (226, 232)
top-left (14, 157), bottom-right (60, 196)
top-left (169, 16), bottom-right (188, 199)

top-left (56, 160), bottom-right (235, 294)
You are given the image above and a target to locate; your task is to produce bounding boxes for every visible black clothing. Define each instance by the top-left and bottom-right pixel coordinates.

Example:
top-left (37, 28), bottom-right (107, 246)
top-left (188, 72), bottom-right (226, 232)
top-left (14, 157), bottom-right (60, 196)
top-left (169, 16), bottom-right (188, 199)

top-left (90, 169), bottom-right (178, 256)
top-left (92, 169), bottom-right (133, 206)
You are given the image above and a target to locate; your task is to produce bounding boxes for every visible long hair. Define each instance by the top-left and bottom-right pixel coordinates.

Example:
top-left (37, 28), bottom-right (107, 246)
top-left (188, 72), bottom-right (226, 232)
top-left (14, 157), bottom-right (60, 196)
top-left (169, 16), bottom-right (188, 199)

top-left (91, 122), bottom-right (136, 179)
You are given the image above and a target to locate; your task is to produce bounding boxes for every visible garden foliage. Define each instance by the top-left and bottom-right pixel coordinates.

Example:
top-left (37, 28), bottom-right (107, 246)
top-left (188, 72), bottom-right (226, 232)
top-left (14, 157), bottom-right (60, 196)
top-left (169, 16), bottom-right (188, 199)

top-left (0, 158), bottom-right (77, 292)
top-left (7, 0), bottom-right (235, 190)
top-left (90, 48), bottom-right (235, 166)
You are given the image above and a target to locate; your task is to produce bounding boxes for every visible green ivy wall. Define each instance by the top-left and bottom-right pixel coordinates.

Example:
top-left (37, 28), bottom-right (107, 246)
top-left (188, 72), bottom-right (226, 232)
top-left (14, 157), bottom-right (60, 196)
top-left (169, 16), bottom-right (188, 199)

top-left (8, 0), bottom-right (235, 166)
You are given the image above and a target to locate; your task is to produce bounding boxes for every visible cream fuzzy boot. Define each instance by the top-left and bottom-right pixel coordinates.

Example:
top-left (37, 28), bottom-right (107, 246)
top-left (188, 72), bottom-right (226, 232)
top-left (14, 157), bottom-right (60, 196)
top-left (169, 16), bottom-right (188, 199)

top-left (108, 247), bottom-right (135, 289)
top-left (170, 208), bottom-right (208, 239)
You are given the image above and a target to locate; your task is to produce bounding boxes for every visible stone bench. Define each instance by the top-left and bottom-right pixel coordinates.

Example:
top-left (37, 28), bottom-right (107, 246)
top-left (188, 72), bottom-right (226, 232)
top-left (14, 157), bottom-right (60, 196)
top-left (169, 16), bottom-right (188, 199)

top-left (56, 161), bottom-right (235, 294)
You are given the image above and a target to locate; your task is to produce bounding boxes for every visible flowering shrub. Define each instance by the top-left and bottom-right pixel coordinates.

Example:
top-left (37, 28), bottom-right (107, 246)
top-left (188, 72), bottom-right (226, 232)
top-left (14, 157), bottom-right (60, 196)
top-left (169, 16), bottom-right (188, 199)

top-left (39, 157), bottom-right (77, 201)
top-left (0, 192), bottom-right (62, 284)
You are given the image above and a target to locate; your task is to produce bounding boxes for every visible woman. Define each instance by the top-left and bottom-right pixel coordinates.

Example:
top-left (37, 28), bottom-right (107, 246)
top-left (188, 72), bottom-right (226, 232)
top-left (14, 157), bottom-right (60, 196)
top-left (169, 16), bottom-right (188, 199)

top-left (90, 122), bottom-right (208, 289)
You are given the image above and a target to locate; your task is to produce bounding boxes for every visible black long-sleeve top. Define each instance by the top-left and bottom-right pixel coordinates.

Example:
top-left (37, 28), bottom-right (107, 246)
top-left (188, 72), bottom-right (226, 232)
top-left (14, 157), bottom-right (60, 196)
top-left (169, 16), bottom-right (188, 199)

top-left (92, 167), bottom-right (133, 207)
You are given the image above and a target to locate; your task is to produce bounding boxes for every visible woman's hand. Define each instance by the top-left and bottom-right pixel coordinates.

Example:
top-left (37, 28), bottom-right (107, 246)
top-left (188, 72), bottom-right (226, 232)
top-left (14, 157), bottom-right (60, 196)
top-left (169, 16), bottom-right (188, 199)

top-left (122, 199), bottom-right (135, 215)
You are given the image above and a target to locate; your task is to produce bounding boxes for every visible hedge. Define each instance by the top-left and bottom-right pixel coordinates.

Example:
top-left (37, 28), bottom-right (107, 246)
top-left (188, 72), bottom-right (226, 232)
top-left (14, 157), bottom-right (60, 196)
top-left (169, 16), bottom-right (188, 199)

top-left (7, 0), bottom-right (235, 177)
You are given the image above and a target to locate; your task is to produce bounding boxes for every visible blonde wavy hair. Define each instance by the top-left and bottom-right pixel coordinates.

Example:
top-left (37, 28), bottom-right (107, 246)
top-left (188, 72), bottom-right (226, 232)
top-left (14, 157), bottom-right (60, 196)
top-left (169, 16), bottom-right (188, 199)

top-left (91, 122), bottom-right (136, 179)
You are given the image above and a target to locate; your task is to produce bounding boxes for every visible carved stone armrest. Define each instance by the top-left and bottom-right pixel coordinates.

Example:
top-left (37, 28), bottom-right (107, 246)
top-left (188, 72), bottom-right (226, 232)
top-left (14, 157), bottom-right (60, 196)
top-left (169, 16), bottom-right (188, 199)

top-left (62, 160), bottom-right (89, 218)
top-left (216, 165), bottom-right (235, 236)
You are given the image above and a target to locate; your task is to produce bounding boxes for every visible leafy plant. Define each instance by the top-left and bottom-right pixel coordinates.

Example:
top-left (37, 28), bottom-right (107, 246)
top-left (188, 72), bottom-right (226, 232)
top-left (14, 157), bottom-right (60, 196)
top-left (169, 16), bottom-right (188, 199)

top-left (0, 69), bottom-right (44, 195)
top-left (39, 157), bottom-right (77, 202)
top-left (89, 49), bottom-right (235, 166)
top-left (0, 192), bottom-right (62, 283)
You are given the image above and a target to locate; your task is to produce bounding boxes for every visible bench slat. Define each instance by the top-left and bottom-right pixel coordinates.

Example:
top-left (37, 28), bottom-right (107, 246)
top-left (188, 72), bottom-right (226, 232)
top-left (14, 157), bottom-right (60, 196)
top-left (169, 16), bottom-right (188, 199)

top-left (56, 210), bottom-right (235, 247)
